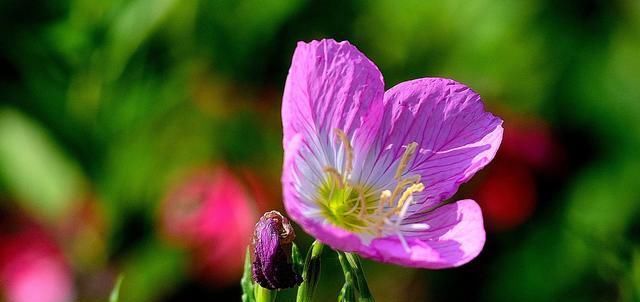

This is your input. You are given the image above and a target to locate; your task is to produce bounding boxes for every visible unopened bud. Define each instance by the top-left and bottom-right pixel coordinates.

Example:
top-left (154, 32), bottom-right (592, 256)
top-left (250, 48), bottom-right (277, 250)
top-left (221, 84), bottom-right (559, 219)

top-left (251, 211), bottom-right (302, 289)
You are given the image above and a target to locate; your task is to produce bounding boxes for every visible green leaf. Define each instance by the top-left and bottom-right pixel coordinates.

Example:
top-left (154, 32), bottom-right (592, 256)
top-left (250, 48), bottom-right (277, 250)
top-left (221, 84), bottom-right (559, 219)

top-left (109, 275), bottom-right (124, 302)
top-left (119, 240), bottom-right (186, 302)
top-left (0, 108), bottom-right (84, 221)
top-left (104, 0), bottom-right (180, 80)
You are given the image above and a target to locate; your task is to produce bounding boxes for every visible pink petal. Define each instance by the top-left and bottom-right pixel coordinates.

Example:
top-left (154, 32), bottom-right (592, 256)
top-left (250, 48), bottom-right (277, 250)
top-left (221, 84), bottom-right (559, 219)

top-left (282, 39), bottom-right (384, 152)
top-left (366, 78), bottom-right (503, 210)
top-left (365, 199), bottom-right (485, 269)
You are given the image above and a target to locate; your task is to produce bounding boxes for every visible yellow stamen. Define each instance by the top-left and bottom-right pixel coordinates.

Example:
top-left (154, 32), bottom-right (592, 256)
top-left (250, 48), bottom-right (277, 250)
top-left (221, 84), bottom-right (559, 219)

top-left (389, 175), bottom-right (421, 205)
top-left (334, 128), bottom-right (353, 180)
top-left (324, 166), bottom-right (344, 188)
top-left (357, 186), bottom-right (367, 219)
top-left (394, 142), bottom-right (418, 180)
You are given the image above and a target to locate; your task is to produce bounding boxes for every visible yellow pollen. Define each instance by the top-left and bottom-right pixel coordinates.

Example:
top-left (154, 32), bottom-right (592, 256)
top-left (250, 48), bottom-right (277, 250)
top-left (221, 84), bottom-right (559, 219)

top-left (317, 130), bottom-right (426, 240)
top-left (395, 183), bottom-right (425, 213)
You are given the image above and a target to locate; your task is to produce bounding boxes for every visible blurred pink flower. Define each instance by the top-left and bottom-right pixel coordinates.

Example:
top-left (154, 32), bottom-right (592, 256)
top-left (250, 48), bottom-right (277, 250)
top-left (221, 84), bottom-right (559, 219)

top-left (159, 166), bottom-right (257, 285)
top-left (0, 226), bottom-right (74, 302)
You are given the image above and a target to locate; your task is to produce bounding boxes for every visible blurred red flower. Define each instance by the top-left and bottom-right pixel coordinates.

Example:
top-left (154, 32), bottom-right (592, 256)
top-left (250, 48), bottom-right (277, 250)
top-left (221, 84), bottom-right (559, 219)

top-left (475, 115), bottom-right (560, 231)
top-left (475, 160), bottom-right (536, 231)
top-left (159, 166), bottom-right (258, 285)
top-left (500, 118), bottom-right (557, 170)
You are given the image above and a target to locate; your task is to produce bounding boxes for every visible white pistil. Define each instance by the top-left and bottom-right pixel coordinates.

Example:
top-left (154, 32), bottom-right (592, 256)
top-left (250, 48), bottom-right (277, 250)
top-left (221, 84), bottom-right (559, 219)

top-left (403, 223), bottom-right (431, 231)
top-left (397, 231), bottom-right (411, 253)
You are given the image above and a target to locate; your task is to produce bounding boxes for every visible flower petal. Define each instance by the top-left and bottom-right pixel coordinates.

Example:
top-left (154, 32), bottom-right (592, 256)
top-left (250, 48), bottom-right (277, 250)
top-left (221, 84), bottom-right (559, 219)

top-left (361, 78), bottom-right (503, 209)
top-left (282, 39), bottom-right (384, 153)
top-left (365, 199), bottom-right (485, 268)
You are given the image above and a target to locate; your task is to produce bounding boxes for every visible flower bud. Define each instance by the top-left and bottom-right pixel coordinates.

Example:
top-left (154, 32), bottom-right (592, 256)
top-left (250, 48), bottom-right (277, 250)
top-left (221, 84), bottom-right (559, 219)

top-left (251, 211), bottom-right (302, 289)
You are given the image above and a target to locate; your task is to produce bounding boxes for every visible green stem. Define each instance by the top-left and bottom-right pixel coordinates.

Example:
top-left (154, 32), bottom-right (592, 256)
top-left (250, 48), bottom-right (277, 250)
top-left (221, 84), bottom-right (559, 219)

top-left (296, 241), bottom-right (324, 302)
top-left (337, 252), bottom-right (356, 302)
top-left (241, 248), bottom-right (256, 302)
top-left (345, 253), bottom-right (374, 301)
top-left (336, 251), bottom-right (374, 302)
top-left (254, 285), bottom-right (276, 302)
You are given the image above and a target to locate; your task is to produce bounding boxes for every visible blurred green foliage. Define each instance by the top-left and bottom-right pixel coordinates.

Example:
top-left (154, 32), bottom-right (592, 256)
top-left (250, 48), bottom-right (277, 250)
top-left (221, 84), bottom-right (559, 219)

top-left (1, 0), bottom-right (640, 301)
top-left (0, 109), bottom-right (83, 221)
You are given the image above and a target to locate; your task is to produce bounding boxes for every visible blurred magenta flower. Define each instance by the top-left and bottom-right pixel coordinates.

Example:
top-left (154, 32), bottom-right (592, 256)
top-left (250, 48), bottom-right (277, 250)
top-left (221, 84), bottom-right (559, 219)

top-left (0, 225), bottom-right (74, 302)
top-left (159, 166), bottom-right (257, 284)
top-left (281, 39), bottom-right (503, 268)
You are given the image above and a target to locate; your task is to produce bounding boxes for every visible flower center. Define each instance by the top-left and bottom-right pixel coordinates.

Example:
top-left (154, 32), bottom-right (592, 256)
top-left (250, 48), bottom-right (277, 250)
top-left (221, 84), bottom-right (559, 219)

top-left (316, 129), bottom-right (430, 251)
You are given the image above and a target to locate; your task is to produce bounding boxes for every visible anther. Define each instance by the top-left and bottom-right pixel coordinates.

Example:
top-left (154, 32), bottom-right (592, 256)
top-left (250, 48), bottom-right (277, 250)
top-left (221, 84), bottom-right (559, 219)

top-left (379, 190), bottom-right (391, 207)
top-left (395, 183), bottom-right (424, 212)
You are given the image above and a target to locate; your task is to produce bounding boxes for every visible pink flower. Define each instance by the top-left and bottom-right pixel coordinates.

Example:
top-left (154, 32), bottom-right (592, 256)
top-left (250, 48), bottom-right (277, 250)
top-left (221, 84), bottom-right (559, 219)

top-left (159, 166), bottom-right (257, 284)
top-left (281, 39), bottom-right (503, 268)
top-left (0, 227), bottom-right (74, 302)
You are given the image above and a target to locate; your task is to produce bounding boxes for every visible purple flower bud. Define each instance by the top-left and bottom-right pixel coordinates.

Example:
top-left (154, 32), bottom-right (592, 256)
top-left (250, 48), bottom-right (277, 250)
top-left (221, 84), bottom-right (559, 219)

top-left (251, 211), bottom-right (302, 290)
